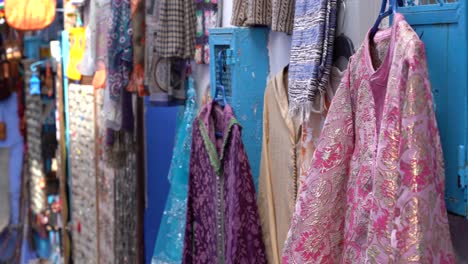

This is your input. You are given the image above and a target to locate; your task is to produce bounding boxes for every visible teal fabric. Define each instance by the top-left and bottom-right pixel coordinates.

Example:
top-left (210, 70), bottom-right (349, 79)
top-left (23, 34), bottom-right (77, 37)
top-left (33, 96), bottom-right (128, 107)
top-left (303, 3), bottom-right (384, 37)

top-left (152, 77), bottom-right (197, 264)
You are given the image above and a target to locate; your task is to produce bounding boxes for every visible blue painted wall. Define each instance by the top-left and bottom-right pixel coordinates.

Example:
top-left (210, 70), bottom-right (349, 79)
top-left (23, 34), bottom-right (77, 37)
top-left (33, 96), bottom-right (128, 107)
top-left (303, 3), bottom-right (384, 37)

top-left (0, 93), bottom-right (25, 261)
top-left (144, 101), bottom-right (179, 264)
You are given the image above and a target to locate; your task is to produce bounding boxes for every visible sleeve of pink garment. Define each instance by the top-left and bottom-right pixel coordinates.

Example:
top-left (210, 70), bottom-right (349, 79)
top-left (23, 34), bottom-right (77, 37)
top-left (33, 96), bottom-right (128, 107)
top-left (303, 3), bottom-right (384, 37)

top-left (282, 67), bottom-right (356, 264)
top-left (282, 37), bottom-right (455, 263)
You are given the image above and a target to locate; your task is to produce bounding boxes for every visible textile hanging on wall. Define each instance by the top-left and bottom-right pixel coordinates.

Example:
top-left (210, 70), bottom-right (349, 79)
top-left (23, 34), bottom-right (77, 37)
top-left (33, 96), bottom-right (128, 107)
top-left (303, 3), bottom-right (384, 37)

top-left (95, 89), bottom-right (116, 263)
top-left (106, 0), bottom-right (133, 130)
top-left (183, 101), bottom-right (267, 263)
top-left (80, 0), bottom-right (97, 76)
top-left (92, 0), bottom-right (112, 89)
top-left (145, 0), bottom-right (187, 106)
top-left (127, 0), bottom-right (148, 96)
top-left (194, 0), bottom-right (218, 64)
top-left (282, 14), bottom-right (455, 263)
top-left (231, 0), bottom-right (295, 34)
top-left (154, 0), bottom-right (196, 59)
top-left (287, 0), bottom-right (338, 118)
top-left (68, 84), bottom-right (98, 263)
top-left (152, 77), bottom-right (198, 264)
top-left (113, 132), bottom-right (138, 264)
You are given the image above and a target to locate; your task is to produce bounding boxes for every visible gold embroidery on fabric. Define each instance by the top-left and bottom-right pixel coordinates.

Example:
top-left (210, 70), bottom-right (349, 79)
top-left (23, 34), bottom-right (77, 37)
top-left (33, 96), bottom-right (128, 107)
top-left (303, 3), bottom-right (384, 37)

top-left (404, 74), bottom-right (426, 118)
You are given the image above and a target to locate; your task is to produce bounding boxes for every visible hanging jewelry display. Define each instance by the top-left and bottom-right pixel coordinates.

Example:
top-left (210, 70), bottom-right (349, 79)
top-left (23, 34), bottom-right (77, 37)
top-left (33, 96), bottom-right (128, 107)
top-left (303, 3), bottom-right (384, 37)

top-left (23, 60), bottom-right (46, 216)
top-left (68, 84), bottom-right (98, 263)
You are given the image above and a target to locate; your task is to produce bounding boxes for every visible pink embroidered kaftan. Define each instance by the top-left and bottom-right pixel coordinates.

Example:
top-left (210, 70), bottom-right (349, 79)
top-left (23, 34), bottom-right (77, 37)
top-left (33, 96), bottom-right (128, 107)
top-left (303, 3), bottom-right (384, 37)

top-left (282, 14), bottom-right (455, 264)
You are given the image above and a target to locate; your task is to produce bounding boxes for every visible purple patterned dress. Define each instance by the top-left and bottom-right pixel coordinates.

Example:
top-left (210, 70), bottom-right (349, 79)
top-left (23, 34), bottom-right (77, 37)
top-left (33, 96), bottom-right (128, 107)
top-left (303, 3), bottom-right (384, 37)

top-left (183, 101), bottom-right (267, 264)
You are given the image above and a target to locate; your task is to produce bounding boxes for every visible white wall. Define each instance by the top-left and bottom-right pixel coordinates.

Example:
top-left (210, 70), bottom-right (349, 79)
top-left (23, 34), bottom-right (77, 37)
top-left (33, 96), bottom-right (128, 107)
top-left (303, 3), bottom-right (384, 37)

top-left (193, 0), bottom-right (382, 93)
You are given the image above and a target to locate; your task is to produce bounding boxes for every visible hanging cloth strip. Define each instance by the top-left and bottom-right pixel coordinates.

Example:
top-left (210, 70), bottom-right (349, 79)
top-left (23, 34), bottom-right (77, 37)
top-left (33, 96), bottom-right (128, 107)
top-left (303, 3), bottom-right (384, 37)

top-left (153, 0), bottom-right (197, 59)
top-left (152, 76), bottom-right (198, 264)
top-left (231, 0), bottom-right (295, 34)
top-left (287, 0), bottom-right (338, 119)
top-left (106, 0), bottom-right (133, 130)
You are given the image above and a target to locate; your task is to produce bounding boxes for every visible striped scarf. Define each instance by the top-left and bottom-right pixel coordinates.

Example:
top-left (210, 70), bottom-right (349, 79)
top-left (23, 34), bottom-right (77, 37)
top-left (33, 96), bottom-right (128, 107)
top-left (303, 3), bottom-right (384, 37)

top-left (288, 0), bottom-right (337, 118)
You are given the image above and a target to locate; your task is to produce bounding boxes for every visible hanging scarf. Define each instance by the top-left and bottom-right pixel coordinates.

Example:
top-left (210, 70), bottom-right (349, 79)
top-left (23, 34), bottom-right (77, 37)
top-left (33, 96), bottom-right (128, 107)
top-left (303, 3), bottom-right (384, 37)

top-left (152, 76), bottom-right (198, 264)
top-left (288, 0), bottom-right (337, 118)
top-left (154, 0), bottom-right (196, 59)
top-left (106, 0), bottom-right (133, 130)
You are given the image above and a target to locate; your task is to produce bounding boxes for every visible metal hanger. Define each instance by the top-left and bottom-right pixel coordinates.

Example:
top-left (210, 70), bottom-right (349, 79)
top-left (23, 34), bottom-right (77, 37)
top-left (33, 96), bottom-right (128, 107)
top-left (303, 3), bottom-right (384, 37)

top-left (369, 0), bottom-right (398, 41)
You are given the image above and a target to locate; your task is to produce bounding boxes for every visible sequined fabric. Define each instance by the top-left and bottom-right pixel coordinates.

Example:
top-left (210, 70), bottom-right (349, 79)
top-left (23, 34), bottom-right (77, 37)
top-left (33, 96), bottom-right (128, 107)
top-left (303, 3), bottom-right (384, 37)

top-left (282, 14), bottom-right (455, 263)
top-left (183, 101), bottom-right (267, 263)
top-left (152, 77), bottom-right (198, 264)
top-left (113, 134), bottom-right (138, 264)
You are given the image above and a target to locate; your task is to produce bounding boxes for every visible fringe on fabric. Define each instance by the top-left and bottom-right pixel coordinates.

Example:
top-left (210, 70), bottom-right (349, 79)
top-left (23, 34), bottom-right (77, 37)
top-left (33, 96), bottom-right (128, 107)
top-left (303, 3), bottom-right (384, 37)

top-left (288, 0), bottom-right (338, 121)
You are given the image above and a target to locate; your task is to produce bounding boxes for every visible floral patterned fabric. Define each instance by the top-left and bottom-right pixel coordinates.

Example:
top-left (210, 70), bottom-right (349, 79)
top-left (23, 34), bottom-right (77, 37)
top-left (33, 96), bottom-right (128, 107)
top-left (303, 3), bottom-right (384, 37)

top-left (282, 14), bottom-right (455, 263)
top-left (183, 101), bottom-right (267, 264)
top-left (106, 0), bottom-right (133, 130)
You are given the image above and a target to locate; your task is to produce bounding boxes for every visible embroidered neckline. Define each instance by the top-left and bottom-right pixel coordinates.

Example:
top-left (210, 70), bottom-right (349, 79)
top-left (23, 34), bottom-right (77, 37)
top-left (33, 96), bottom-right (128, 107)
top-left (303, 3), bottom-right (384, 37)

top-left (198, 117), bottom-right (240, 176)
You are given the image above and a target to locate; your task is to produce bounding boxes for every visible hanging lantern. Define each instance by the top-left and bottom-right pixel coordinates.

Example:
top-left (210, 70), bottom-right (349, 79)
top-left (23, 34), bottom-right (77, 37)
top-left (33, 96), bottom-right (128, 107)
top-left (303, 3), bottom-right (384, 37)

top-left (30, 73), bottom-right (41, 95)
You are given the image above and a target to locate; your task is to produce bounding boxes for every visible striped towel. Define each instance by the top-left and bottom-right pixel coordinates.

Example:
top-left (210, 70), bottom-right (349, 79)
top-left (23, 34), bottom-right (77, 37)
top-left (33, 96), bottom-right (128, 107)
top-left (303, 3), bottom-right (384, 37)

top-left (288, 0), bottom-right (337, 118)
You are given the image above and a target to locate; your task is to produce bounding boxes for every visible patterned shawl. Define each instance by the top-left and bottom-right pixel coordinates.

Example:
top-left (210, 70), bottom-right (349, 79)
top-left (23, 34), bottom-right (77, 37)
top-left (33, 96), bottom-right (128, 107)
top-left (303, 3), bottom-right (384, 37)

top-left (183, 101), bottom-right (267, 263)
top-left (288, 0), bottom-right (337, 118)
top-left (106, 0), bottom-right (133, 130)
top-left (282, 14), bottom-right (455, 263)
top-left (231, 0), bottom-right (295, 34)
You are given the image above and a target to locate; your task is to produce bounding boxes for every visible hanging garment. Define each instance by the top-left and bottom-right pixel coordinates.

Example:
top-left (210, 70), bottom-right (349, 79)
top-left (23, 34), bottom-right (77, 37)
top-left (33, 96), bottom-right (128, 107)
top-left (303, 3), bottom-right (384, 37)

top-left (145, 0), bottom-right (187, 105)
top-left (92, 0), bottom-right (112, 89)
top-left (231, 0), bottom-right (295, 34)
top-left (66, 27), bottom-right (86, 81)
top-left (282, 14), bottom-right (455, 263)
top-left (183, 101), bottom-right (267, 263)
top-left (80, 0), bottom-right (97, 76)
top-left (95, 0), bottom-right (111, 64)
top-left (299, 66), bottom-right (342, 184)
top-left (106, 0), bottom-right (133, 130)
top-left (152, 77), bottom-right (198, 264)
top-left (288, 0), bottom-right (338, 118)
top-left (127, 0), bottom-right (147, 96)
top-left (257, 67), bottom-right (302, 264)
top-left (154, 0), bottom-right (196, 59)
